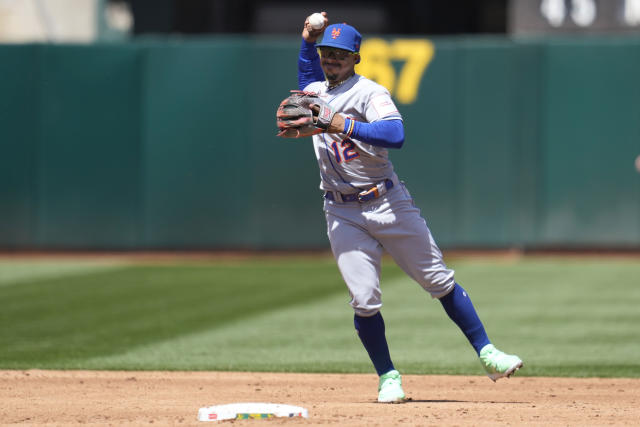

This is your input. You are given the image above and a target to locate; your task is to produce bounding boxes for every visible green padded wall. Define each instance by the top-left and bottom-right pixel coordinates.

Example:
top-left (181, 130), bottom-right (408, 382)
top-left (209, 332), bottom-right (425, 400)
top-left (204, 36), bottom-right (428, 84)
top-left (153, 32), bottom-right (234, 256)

top-left (0, 46), bottom-right (39, 247)
top-left (539, 39), bottom-right (640, 246)
top-left (140, 41), bottom-right (254, 248)
top-left (1, 37), bottom-right (639, 250)
top-left (36, 45), bottom-right (142, 248)
top-left (138, 39), bottom-right (326, 249)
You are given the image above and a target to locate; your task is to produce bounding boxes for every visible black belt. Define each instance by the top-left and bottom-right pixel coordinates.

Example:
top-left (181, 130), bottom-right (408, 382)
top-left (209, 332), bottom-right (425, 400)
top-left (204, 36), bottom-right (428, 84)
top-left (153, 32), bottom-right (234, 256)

top-left (324, 179), bottom-right (394, 203)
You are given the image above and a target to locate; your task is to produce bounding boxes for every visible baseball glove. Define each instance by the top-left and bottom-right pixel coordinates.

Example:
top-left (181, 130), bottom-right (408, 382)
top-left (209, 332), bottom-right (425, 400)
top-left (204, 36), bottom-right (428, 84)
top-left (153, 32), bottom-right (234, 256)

top-left (276, 90), bottom-right (337, 138)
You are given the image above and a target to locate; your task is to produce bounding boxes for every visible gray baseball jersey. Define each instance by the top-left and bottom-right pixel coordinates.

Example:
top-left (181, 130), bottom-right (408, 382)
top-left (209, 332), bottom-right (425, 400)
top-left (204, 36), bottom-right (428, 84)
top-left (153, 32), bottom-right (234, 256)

top-left (304, 74), bottom-right (401, 193)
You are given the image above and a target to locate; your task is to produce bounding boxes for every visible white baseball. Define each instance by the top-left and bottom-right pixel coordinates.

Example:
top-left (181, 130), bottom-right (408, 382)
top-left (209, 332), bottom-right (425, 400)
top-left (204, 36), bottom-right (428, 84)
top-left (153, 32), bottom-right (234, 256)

top-left (309, 13), bottom-right (325, 30)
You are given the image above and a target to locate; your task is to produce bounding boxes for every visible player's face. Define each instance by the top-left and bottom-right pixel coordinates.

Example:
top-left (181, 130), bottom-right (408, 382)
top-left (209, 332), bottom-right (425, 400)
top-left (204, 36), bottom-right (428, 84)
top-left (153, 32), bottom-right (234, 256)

top-left (318, 47), bottom-right (360, 84)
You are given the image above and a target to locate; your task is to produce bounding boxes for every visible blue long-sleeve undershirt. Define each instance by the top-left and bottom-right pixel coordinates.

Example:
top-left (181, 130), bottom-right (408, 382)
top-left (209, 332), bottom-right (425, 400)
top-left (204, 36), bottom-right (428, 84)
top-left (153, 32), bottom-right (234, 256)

top-left (298, 38), bottom-right (324, 90)
top-left (345, 118), bottom-right (404, 149)
top-left (297, 38), bottom-right (404, 149)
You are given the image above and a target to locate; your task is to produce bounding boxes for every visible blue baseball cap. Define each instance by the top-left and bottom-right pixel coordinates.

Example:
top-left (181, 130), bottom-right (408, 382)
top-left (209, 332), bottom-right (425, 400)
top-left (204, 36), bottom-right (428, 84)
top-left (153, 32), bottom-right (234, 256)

top-left (316, 23), bottom-right (362, 53)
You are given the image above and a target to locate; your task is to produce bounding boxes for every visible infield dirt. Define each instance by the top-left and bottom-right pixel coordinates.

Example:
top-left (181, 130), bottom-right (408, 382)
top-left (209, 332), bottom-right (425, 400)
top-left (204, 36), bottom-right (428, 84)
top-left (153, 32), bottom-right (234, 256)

top-left (1, 370), bottom-right (638, 425)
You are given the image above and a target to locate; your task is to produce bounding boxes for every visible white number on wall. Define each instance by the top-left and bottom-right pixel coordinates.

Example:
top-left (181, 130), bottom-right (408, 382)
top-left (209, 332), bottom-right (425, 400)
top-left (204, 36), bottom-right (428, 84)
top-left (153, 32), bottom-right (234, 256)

top-left (540, 0), bottom-right (566, 27)
top-left (571, 0), bottom-right (597, 26)
top-left (624, 0), bottom-right (640, 25)
top-left (540, 0), bottom-right (597, 27)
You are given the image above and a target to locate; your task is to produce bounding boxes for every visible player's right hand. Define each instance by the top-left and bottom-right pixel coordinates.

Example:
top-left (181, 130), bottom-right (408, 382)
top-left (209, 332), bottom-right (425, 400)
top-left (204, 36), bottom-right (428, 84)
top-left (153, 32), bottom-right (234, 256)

top-left (302, 12), bottom-right (328, 42)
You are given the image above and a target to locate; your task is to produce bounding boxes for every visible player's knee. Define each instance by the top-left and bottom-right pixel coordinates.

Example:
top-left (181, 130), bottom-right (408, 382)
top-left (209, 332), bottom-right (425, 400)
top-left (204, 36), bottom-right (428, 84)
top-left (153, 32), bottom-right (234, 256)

top-left (349, 294), bottom-right (381, 317)
top-left (348, 287), bottom-right (382, 316)
top-left (418, 270), bottom-right (455, 298)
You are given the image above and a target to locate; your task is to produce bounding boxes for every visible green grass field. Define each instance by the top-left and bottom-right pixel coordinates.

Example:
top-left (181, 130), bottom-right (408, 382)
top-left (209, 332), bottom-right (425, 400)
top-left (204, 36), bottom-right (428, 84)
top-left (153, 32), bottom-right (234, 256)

top-left (1, 255), bottom-right (638, 378)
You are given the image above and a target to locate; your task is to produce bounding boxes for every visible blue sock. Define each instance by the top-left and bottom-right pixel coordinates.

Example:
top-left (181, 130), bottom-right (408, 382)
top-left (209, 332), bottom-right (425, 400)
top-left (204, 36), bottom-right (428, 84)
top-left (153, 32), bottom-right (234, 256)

top-left (439, 283), bottom-right (491, 355)
top-left (354, 312), bottom-right (395, 376)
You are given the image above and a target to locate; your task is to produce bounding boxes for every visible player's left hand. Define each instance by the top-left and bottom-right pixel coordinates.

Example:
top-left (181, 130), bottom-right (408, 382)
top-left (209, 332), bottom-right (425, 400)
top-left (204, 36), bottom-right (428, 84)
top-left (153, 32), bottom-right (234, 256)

top-left (276, 90), bottom-right (341, 138)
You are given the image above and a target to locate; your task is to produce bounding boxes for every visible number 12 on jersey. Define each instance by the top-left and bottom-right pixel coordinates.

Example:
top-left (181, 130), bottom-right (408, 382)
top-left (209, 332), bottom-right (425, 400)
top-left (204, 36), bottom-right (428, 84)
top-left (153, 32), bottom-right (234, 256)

top-left (330, 139), bottom-right (360, 163)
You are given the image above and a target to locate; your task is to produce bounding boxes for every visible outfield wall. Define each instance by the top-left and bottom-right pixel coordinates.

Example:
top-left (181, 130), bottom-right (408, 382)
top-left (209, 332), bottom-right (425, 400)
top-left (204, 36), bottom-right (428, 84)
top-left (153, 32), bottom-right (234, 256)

top-left (1, 37), bottom-right (639, 249)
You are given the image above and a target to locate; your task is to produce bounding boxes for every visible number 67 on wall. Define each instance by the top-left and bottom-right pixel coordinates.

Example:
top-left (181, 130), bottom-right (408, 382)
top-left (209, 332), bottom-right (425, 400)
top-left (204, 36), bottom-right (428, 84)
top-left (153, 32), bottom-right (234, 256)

top-left (355, 38), bottom-right (435, 105)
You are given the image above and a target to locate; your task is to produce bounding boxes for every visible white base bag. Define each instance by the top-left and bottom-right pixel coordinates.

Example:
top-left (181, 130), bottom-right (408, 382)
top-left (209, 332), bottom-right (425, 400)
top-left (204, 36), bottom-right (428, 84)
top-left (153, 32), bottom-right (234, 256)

top-left (198, 402), bottom-right (309, 421)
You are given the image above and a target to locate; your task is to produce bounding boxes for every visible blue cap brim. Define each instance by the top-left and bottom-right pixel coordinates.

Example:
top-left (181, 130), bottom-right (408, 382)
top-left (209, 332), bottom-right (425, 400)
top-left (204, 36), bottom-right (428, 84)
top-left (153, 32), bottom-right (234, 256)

top-left (315, 40), bottom-right (358, 53)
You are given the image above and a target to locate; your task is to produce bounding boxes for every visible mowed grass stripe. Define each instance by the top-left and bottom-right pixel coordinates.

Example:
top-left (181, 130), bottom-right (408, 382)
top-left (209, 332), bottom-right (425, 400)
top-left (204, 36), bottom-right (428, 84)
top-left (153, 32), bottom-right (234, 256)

top-left (75, 278), bottom-right (418, 372)
top-left (0, 258), bottom-right (354, 368)
top-left (76, 274), bottom-right (486, 374)
top-left (0, 259), bottom-right (126, 287)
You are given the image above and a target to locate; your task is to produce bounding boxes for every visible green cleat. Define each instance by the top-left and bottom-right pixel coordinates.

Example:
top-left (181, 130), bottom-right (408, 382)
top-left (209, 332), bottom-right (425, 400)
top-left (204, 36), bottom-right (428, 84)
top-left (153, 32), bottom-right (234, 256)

top-left (479, 344), bottom-right (523, 381)
top-left (377, 370), bottom-right (406, 403)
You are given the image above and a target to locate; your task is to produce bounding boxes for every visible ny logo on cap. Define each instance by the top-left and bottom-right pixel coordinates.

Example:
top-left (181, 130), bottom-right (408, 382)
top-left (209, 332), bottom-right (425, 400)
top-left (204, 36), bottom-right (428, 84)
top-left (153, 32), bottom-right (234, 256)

top-left (331, 28), bottom-right (341, 39)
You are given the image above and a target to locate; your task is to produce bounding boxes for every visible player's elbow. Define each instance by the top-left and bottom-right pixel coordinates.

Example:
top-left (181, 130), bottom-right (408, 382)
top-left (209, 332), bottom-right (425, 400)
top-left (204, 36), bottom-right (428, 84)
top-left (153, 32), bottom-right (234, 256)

top-left (391, 132), bottom-right (404, 149)
top-left (387, 120), bottom-right (404, 148)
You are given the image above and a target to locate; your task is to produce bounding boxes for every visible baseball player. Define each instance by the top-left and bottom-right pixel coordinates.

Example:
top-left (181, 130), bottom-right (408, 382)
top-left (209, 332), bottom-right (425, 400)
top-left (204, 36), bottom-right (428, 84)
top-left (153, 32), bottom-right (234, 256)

top-left (283, 12), bottom-right (523, 403)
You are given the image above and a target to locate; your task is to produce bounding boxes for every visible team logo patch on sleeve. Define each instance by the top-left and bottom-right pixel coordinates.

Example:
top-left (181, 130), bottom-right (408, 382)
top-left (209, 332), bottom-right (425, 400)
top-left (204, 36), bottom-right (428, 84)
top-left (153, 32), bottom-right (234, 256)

top-left (372, 94), bottom-right (399, 118)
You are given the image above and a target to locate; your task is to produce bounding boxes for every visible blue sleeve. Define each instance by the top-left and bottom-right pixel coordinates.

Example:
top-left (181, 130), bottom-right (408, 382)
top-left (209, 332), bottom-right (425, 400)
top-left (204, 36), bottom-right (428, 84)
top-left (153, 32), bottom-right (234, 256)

top-left (298, 38), bottom-right (325, 91)
top-left (344, 119), bottom-right (405, 149)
